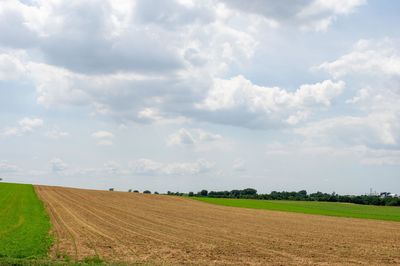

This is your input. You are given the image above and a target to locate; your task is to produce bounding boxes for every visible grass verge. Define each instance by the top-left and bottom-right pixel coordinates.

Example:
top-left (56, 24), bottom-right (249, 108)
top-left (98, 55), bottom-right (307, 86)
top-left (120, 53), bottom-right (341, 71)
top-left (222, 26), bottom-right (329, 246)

top-left (0, 182), bottom-right (53, 258)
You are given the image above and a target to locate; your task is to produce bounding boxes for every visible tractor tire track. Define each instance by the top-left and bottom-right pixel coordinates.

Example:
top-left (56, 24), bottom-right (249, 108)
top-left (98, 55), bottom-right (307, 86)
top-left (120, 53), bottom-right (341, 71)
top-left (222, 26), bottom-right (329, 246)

top-left (36, 185), bottom-right (400, 265)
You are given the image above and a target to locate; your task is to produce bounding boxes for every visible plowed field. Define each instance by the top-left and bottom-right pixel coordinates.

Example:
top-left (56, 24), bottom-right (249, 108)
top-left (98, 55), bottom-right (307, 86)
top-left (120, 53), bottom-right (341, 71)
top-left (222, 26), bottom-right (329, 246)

top-left (35, 185), bottom-right (400, 265)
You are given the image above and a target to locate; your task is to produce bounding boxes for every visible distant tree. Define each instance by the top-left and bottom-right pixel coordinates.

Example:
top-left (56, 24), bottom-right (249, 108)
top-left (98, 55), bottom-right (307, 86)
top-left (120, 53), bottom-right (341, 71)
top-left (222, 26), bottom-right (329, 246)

top-left (199, 189), bottom-right (208, 196)
top-left (109, 188), bottom-right (114, 191)
top-left (230, 190), bottom-right (240, 198)
top-left (242, 188), bottom-right (257, 195)
top-left (133, 190), bottom-right (139, 193)
top-left (188, 192), bottom-right (194, 197)
top-left (154, 191), bottom-right (159, 194)
top-left (128, 189), bottom-right (132, 192)
top-left (298, 190), bottom-right (307, 197)
top-left (143, 190), bottom-right (151, 194)
top-left (167, 191), bottom-right (172, 195)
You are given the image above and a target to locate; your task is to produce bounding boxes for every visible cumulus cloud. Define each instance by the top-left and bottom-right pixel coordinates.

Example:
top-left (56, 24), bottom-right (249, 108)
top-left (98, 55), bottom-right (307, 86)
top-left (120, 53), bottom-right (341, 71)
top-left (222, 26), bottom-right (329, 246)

top-left (197, 76), bottom-right (344, 128)
top-left (167, 128), bottom-right (222, 146)
top-left (167, 128), bottom-right (196, 146)
top-left (50, 158), bottom-right (68, 173)
top-left (91, 130), bottom-right (114, 146)
top-left (2, 117), bottom-right (44, 137)
top-left (92, 131), bottom-right (114, 139)
top-left (19, 117), bottom-right (43, 132)
top-left (0, 0), bottom-right (252, 129)
top-left (45, 128), bottom-right (69, 139)
top-left (0, 1), bottom-right (39, 48)
top-left (296, 113), bottom-right (400, 147)
top-left (318, 39), bottom-right (400, 78)
top-left (0, 53), bottom-right (26, 80)
top-left (198, 129), bottom-right (223, 142)
top-left (304, 39), bottom-right (400, 151)
top-left (130, 158), bottom-right (214, 175)
top-left (221, 0), bottom-right (366, 31)
top-left (0, 0), bottom-right (363, 131)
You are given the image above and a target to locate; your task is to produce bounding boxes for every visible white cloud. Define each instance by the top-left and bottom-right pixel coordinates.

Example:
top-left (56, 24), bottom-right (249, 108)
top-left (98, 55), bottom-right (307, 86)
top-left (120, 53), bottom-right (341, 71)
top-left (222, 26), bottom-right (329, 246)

top-left (92, 131), bottom-right (114, 146)
top-left (296, 113), bottom-right (400, 147)
top-left (0, 0), bottom-right (366, 132)
top-left (0, 0), bottom-right (257, 128)
top-left (167, 128), bottom-right (223, 148)
top-left (221, 0), bottom-right (366, 31)
top-left (1, 117), bottom-right (44, 137)
top-left (198, 129), bottom-right (222, 142)
top-left (167, 128), bottom-right (196, 146)
top-left (198, 76), bottom-right (344, 128)
top-left (0, 53), bottom-right (26, 80)
top-left (92, 131), bottom-right (114, 139)
top-left (2, 127), bottom-right (20, 137)
top-left (130, 158), bottom-right (214, 175)
top-left (307, 39), bottom-right (400, 151)
top-left (19, 117), bottom-right (43, 132)
top-left (50, 158), bottom-right (68, 173)
top-left (297, 0), bottom-right (366, 31)
top-left (45, 128), bottom-right (69, 139)
top-left (319, 39), bottom-right (400, 78)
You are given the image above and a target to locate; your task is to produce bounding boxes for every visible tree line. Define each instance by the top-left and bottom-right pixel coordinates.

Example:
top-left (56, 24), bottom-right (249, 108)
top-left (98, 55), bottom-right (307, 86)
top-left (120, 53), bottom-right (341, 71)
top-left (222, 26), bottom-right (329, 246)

top-left (176, 188), bottom-right (400, 206)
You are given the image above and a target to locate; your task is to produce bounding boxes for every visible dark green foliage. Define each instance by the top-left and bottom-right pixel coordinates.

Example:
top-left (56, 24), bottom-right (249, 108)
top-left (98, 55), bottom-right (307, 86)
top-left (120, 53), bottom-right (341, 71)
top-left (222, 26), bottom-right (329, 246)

top-left (188, 192), bottom-right (194, 197)
top-left (199, 190), bottom-right (208, 196)
top-left (193, 188), bottom-right (400, 207)
top-left (143, 190), bottom-right (151, 194)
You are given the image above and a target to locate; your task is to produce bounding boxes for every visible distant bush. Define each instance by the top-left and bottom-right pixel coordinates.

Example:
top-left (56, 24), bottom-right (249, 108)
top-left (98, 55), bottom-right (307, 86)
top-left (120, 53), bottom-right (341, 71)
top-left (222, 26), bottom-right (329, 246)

top-left (133, 190), bottom-right (139, 193)
top-left (199, 190), bottom-right (208, 196)
top-left (188, 192), bottom-right (194, 197)
top-left (154, 191), bottom-right (159, 194)
top-left (143, 190), bottom-right (151, 194)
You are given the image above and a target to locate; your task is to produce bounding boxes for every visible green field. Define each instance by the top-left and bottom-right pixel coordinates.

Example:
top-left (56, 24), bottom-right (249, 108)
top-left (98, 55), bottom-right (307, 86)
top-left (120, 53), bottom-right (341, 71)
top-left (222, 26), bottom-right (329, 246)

top-left (0, 183), bottom-right (52, 259)
top-left (193, 197), bottom-right (400, 222)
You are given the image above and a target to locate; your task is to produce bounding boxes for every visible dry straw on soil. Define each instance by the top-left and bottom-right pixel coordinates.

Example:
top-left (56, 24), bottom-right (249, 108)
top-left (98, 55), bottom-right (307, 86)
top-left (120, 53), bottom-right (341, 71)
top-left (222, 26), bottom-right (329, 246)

top-left (36, 185), bottom-right (400, 265)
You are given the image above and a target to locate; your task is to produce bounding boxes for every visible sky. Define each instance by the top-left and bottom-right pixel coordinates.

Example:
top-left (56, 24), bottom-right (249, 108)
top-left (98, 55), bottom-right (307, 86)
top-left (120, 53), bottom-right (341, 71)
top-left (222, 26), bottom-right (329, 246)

top-left (0, 0), bottom-right (399, 195)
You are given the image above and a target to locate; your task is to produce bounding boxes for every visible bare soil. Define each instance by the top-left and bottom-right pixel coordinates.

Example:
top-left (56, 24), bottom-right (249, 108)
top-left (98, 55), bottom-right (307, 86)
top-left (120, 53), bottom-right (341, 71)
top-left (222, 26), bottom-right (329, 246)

top-left (35, 185), bottom-right (400, 265)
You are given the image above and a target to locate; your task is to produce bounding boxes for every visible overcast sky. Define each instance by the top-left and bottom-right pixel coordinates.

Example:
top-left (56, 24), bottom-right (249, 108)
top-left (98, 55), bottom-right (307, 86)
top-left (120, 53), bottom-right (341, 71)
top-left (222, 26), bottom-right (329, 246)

top-left (1, 0), bottom-right (399, 194)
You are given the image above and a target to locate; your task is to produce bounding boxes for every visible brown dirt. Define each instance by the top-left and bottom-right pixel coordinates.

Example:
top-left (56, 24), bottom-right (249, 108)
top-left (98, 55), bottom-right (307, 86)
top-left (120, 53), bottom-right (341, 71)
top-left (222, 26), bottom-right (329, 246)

top-left (35, 185), bottom-right (400, 265)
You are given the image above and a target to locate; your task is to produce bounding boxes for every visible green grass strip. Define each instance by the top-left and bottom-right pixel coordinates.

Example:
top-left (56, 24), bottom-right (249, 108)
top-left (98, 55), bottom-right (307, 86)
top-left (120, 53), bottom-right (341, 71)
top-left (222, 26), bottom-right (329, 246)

top-left (193, 197), bottom-right (400, 222)
top-left (0, 183), bottom-right (53, 258)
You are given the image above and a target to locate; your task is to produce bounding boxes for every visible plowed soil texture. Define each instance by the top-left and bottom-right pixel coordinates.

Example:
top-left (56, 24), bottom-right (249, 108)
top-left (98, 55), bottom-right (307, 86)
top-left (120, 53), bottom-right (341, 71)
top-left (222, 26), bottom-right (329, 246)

top-left (35, 185), bottom-right (400, 265)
